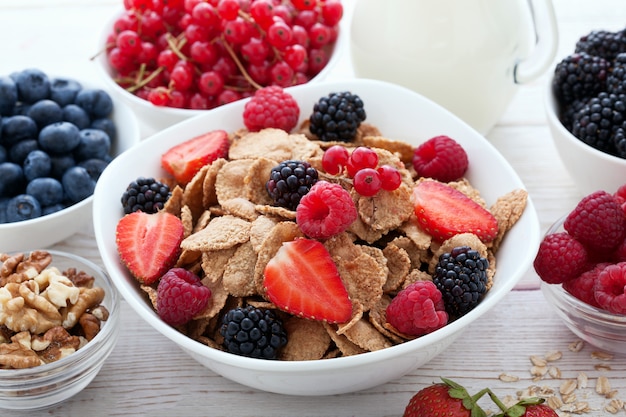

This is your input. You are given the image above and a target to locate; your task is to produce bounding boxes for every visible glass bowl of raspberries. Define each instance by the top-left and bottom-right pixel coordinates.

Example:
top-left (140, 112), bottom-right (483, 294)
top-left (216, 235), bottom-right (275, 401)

top-left (0, 250), bottom-right (120, 410)
top-left (535, 185), bottom-right (626, 354)
top-left (545, 25), bottom-right (626, 197)
top-left (92, 77), bottom-right (541, 396)
top-left (93, 0), bottom-right (346, 138)
top-left (0, 68), bottom-right (140, 253)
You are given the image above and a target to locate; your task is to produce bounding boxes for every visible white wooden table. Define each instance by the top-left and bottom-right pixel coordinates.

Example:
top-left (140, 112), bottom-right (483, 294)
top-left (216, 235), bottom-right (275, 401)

top-left (2, 1), bottom-right (626, 415)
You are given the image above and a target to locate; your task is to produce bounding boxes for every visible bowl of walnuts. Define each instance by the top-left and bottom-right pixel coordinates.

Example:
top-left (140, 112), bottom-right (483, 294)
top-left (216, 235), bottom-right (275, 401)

top-left (0, 250), bottom-right (120, 410)
top-left (93, 0), bottom-right (346, 137)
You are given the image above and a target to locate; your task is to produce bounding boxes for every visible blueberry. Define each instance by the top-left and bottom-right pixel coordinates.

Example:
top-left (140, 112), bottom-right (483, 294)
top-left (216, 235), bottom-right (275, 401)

top-left (90, 118), bottom-right (117, 142)
top-left (15, 68), bottom-right (50, 104)
top-left (79, 158), bottom-right (109, 181)
top-left (75, 88), bottom-right (113, 119)
top-left (74, 129), bottom-right (111, 161)
top-left (1, 115), bottom-right (38, 146)
top-left (42, 203), bottom-right (66, 216)
top-left (5, 194), bottom-right (42, 222)
top-left (62, 166), bottom-right (95, 203)
top-left (0, 162), bottom-right (25, 197)
top-left (50, 77), bottom-right (82, 107)
top-left (0, 76), bottom-right (17, 116)
top-left (9, 138), bottom-right (39, 164)
top-left (26, 177), bottom-right (64, 206)
top-left (0, 145), bottom-right (6, 163)
top-left (23, 150), bottom-right (52, 181)
top-left (38, 121), bottom-right (81, 154)
top-left (0, 197), bottom-right (8, 223)
top-left (50, 154), bottom-right (75, 179)
top-left (62, 104), bottom-right (91, 130)
top-left (27, 99), bottom-right (63, 129)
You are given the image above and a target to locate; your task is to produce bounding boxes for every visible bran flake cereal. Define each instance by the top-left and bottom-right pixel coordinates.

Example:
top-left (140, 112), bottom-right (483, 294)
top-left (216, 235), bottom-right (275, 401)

top-left (132, 121), bottom-right (528, 361)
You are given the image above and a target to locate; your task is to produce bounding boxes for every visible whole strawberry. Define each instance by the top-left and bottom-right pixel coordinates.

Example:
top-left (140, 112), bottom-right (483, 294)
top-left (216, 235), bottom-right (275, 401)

top-left (492, 398), bottom-right (558, 417)
top-left (403, 378), bottom-right (487, 417)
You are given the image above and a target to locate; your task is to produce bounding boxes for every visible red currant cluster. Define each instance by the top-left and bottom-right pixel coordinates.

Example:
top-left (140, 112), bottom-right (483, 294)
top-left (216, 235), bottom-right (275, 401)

top-left (105, 0), bottom-right (343, 109)
top-left (321, 145), bottom-right (403, 197)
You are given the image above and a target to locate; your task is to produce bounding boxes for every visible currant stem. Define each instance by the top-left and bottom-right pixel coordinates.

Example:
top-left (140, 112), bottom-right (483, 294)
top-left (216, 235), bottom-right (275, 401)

top-left (220, 36), bottom-right (263, 90)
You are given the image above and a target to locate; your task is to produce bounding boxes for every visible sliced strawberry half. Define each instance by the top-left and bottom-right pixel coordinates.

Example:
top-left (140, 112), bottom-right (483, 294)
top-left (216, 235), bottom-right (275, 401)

top-left (161, 129), bottom-right (230, 184)
top-left (116, 211), bottom-right (184, 285)
top-left (263, 238), bottom-right (352, 323)
top-left (412, 180), bottom-right (498, 243)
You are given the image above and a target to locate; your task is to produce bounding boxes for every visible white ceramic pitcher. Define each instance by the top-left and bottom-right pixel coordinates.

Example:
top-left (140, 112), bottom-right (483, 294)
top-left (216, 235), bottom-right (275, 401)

top-left (350, 0), bottom-right (558, 134)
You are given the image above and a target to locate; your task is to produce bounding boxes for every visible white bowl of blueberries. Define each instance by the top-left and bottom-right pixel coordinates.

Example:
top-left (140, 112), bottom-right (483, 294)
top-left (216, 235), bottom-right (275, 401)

top-left (0, 68), bottom-right (140, 252)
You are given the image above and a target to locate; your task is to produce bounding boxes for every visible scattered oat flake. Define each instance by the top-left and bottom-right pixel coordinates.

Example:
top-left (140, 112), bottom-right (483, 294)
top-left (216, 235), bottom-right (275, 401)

top-left (568, 340), bottom-right (584, 352)
top-left (498, 373), bottom-right (520, 382)
top-left (577, 372), bottom-right (588, 389)
top-left (605, 399), bottom-right (624, 413)
top-left (544, 350), bottom-right (563, 361)
top-left (595, 363), bottom-right (612, 371)
top-left (530, 355), bottom-right (547, 367)
top-left (596, 375), bottom-right (611, 395)
top-left (560, 379), bottom-right (577, 395)
top-left (591, 351), bottom-right (614, 360)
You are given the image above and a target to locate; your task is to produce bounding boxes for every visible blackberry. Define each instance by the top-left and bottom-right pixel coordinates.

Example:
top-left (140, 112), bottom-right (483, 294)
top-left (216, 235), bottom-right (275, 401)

top-left (266, 160), bottom-right (318, 210)
top-left (571, 92), bottom-right (626, 155)
top-left (607, 53), bottom-right (626, 96)
top-left (559, 98), bottom-right (586, 132)
top-left (220, 306), bottom-right (287, 359)
top-left (614, 127), bottom-right (626, 158)
top-left (575, 29), bottom-right (626, 60)
top-left (552, 52), bottom-right (610, 105)
top-left (121, 177), bottom-right (171, 214)
top-left (309, 91), bottom-right (366, 142)
top-left (432, 246), bottom-right (489, 319)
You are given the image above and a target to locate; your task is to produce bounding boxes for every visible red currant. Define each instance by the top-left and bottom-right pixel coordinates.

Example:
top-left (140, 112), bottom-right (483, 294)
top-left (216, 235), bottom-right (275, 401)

top-left (308, 48), bottom-right (329, 75)
top-left (353, 168), bottom-right (382, 197)
top-left (321, 0), bottom-right (343, 26)
top-left (308, 22), bottom-right (331, 48)
top-left (270, 60), bottom-right (294, 86)
top-left (116, 30), bottom-right (143, 56)
top-left (350, 147), bottom-right (379, 171)
top-left (292, 0), bottom-right (317, 11)
top-left (294, 10), bottom-right (318, 28)
top-left (170, 60), bottom-right (195, 91)
top-left (217, 0), bottom-right (240, 20)
top-left (157, 49), bottom-right (179, 73)
top-left (240, 37), bottom-right (271, 64)
top-left (217, 89), bottom-right (240, 105)
top-left (283, 44), bottom-right (307, 70)
top-left (190, 41), bottom-right (219, 66)
top-left (223, 16), bottom-right (253, 45)
top-left (192, 2), bottom-right (220, 27)
top-left (147, 87), bottom-right (170, 106)
top-left (377, 165), bottom-right (402, 191)
top-left (198, 70), bottom-right (225, 96)
top-left (322, 145), bottom-right (349, 175)
top-left (249, 0), bottom-right (275, 29)
top-left (267, 20), bottom-right (294, 49)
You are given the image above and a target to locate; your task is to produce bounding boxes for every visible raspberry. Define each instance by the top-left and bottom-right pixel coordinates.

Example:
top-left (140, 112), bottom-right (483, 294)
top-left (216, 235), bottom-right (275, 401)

top-left (533, 232), bottom-right (589, 284)
top-left (564, 190), bottom-right (626, 250)
top-left (295, 180), bottom-right (357, 239)
top-left (593, 262), bottom-right (626, 314)
top-left (385, 281), bottom-right (448, 336)
top-left (563, 262), bottom-right (609, 308)
top-left (243, 86), bottom-right (300, 132)
top-left (412, 135), bottom-right (469, 182)
top-left (156, 268), bottom-right (211, 326)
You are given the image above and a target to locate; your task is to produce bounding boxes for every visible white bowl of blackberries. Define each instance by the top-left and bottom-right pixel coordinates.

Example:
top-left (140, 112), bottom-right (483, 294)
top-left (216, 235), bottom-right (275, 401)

top-left (0, 68), bottom-right (140, 252)
top-left (546, 26), bottom-right (626, 196)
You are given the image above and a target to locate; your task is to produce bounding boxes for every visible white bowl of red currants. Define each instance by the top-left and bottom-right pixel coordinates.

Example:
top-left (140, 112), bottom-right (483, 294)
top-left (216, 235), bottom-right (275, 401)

top-left (93, 0), bottom-right (346, 138)
top-left (535, 186), bottom-right (626, 354)
top-left (0, 68), bottom-right (140, 252)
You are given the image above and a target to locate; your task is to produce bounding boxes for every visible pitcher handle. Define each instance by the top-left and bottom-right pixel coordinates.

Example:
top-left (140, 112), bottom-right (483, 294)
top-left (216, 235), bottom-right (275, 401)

top-left (514, 0), bottom-right (559, 84)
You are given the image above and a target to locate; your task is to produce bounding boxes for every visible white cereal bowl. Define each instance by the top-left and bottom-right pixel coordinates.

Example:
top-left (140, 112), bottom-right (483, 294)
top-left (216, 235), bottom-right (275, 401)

top-left (93, 79), bottom-right (541, 396)
top-left (0, 80), bottom-right (140, 253)
top-left (0, 250), bottom-right (120, 410)
top-left (94, 8), bottom-right (346, 138)
top-left (545, 84), bottom-right (626, 197)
